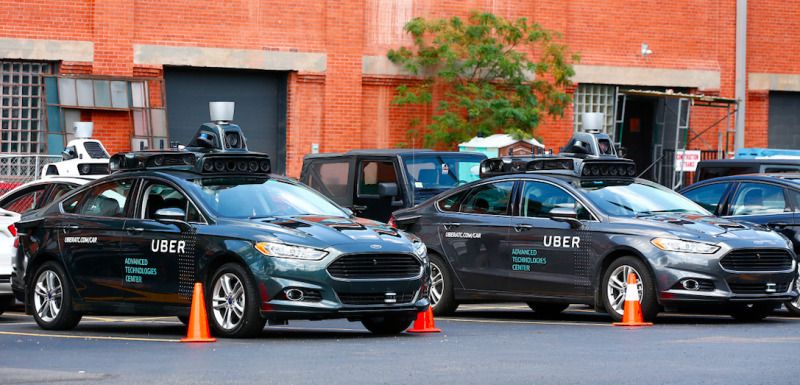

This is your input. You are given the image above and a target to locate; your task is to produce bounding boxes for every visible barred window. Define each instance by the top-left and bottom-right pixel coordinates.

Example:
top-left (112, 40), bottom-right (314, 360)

top-left (573, 84), bottom-right (616, 138)
top-left (0, 61), bottom-right (54, 154)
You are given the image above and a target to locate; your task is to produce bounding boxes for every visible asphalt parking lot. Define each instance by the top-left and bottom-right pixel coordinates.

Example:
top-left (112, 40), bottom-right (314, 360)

top-left (1, 304), bottom-right (798, 385)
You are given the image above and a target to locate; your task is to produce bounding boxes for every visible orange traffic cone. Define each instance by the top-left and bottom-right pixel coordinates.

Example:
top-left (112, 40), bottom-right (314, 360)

top-left (181, 282), bottom-right (217, 342)
top-left (613, 273), bottom-right (653, 326)
top-left (407, 306), bottom-right (441, 333)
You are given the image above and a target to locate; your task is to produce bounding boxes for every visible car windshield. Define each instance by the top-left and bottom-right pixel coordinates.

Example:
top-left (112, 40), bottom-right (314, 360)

top-left (576, 180), bottom-right (709, 217)
top-left (186, 177), bottom-right (347, 219)
top-left (401, 154), bottom-right (484, 204)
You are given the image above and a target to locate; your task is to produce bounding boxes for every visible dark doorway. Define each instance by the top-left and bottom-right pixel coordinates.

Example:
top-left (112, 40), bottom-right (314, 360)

top-left (768, 91), bottom-right (800, 149)
top-left (164, 67), bottom-right (288, 175)
top-left (620, 97), bottom-right (657, 180)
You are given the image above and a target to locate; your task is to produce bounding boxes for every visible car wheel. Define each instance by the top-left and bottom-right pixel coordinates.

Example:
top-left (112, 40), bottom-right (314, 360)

top-left (429, 253), bottom-right (458, 316)
top-left (0, 296), bottom-right (14, 316)
top-left (361, 315), bottom-right (414, 335)
top-left (30, 261), bottom-right (82, 330)
top-left (785, 274), bottom-right (800, 316)
top-left (601, 256), bottom-right (658, 322)
top-left (207, 263), bottom-right (266, 338)
top-left (526, 302), bottom-right (569, 317)
top-left (729, 303), bottom-right (775, 322)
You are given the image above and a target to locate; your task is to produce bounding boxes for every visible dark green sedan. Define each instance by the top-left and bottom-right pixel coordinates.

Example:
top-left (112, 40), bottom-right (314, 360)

top-left (11, 150), bottom-right (430, 338)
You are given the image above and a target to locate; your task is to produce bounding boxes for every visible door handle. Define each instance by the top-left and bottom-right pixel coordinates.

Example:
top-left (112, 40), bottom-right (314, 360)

top-left (443, 222), bottom-right (461, 230)
top-left (514, 224), bottom-right (533, 232)
top-left (126, 227), bottom-right (144, 233)
top-left (352, 205), bottom-right (367, 212)
top-left (58, 225), bottom-right (80, 233)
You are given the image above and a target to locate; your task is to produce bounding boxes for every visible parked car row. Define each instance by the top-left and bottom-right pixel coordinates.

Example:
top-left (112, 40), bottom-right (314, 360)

top-left (2, 121), bottom-right (799, 338)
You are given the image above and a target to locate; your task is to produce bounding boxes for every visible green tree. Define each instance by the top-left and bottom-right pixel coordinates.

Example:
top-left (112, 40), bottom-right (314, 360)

top-left (388, 11), bottom-right (579, 148)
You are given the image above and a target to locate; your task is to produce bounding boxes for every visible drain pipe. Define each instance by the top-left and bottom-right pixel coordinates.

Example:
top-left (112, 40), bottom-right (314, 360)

top-left (734, 0), bottom-right (747, 154)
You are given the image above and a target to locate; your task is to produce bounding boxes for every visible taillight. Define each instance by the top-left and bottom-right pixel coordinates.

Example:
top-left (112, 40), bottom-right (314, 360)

top-left (388, 217), bottom-right (396, 228)
top-left (7, 224), bottom-right (15, 237)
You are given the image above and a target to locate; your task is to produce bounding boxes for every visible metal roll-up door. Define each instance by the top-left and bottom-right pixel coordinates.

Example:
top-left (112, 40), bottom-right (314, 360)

top-left (164, 67), bottom-right (288, 174)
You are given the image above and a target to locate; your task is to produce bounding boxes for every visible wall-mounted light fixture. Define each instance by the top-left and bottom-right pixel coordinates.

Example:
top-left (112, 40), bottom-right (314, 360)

top-left (641, 43), bottom-right (653, 57)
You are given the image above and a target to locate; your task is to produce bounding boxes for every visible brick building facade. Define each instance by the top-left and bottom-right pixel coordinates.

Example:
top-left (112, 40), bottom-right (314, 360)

top-left (1, 0), bottom-right (798, 180)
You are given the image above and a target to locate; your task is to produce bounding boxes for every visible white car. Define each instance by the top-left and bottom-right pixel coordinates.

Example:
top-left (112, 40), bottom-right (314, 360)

top-left (0, 208), bottom-right (19, 315)
top-left (0, 176), bottom-right (95, 214)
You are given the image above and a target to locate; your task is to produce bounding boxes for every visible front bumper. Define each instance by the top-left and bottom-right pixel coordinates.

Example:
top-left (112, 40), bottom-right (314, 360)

top-left (651, 249), bottom-right (798, 306)
top-left (250, 249), bottom-right (430, 320)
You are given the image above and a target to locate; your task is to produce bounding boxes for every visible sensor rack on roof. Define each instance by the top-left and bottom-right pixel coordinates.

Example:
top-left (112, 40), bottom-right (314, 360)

top-left (109, 150), bottom-right (271, 175)
top-left (479, 155), bottom-right (636, 179)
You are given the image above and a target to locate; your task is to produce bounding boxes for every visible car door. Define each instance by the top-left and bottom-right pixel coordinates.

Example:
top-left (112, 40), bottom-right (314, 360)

top-left (58, 179), bottom-right (133, 304)
top-left (353, 158), bottom-right (404, 222)
top-left (506, 180), bottom-right (594, 297)
top-left (120, 178), bottom-right (204, 307)
top-left (726, 182), bottom-right (799, 251)
top-left (436, 180), bottom-right (514, 292)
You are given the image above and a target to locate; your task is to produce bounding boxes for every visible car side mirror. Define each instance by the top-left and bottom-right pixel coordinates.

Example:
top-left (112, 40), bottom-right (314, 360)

top-left (549, 207), bottom-right (582, 229)
top-left (378, 182), bottom-right (398, 198)
top-left (379, 182), bottom-right (403, 207)
top-left (154, 207), bottom-right (192, 231)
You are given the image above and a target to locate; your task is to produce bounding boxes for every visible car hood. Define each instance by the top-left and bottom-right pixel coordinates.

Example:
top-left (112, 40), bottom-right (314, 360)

top-left (230, 215), bottom-right (413, 250)
top-left (624, 213), bottom-right (788, 246)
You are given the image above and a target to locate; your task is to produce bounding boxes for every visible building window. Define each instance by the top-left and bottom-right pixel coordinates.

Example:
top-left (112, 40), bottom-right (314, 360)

top-left (44, 75), bottom-right (167, 155)
top-left (0, 61), bottom-right (54, 154)
top-left (573, 84), bottom-right (616, 138)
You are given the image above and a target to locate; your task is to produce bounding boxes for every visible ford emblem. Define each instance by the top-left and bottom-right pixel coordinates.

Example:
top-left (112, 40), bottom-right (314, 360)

top-left (370, 244), bottom-right (382, 250)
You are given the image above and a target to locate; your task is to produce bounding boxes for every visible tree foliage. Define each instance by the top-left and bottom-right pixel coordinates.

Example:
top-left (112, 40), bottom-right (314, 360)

top-left (387, 11), bottom-right (580, 148)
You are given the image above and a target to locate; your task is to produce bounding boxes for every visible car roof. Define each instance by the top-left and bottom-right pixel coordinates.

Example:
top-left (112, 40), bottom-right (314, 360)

top-left (303, 149), bottom-right (485, 160)
top-left (0, 176), bottom-right (94, 200)
top-left (681, 173), bottom-right (800, 190)
top-left (698, 158), bottom-right (800, 166)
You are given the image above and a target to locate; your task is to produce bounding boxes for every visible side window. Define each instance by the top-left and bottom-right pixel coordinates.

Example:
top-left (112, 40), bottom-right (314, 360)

top-left (682, 182), bottom-right (732, 213)
top-left (78, 180), bottom-right (133, 218)
top-left (49, 184), bottom-right (77, 202)
top-left (142, 182), bottom-right (202, 223)
top-left (437, 189), bottom-right (469, 212)
top-left (309, 161), bottom-right (350, 197)
top-left (358, 161), bottom-right (398, 196)
top-left (63, 191), bottom-right (88, 213)
top-left (459, 181), bottom-right (514, 215)
top-left (787, 189), bottom-right (800, 212)
top-left (520, 181), bottom-right (591, 220)
top-left (2, 187), bottom-right (46, 213)
top-left (730, 182), bottom-right (787, 216)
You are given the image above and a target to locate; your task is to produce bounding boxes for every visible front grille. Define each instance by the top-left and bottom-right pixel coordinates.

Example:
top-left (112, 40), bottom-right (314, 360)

top-left (729, 282), bottom-right (791, 294)
top-left (719, 249), bottom-right (794, 272)
top-left (338, 291), bottom-right (416, 305)
top-left (327, 254), bottom-right (421, 279)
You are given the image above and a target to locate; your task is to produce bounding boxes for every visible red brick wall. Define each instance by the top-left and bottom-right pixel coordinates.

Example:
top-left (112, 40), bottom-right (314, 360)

top-left (3, 0), bottom-right (797, 177)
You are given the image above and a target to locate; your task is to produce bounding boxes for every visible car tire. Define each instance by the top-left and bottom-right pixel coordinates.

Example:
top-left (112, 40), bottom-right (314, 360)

top-left (429, 253), bottom-right (458, 316)
top-left (601, 256), bottom-right (658, 323)
top-left (207, 263), bottom-right (266, 338)
top-left (526, 302), bottom-right (569, 317)
top-left (30, 261), bottom-right (82, 330)
top-left (729, 303), bottom-right (775, 322)
top-left (361, 315), bottom-right (414, 335)
top-left (177, 315), bottom-right (190, 326)
top-left (0, 296), bottom-right (15, 316)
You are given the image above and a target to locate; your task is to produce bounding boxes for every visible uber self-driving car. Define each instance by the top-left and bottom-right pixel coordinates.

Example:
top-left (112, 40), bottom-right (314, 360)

top-left (392, 130), bottom-right (799, 322)
top-left (11, 121), bottom-right (429, 338)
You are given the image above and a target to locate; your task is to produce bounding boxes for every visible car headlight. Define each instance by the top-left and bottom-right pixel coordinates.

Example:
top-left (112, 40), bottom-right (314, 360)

top-left (254, 242), bottom-right (328, 260)
top-left (651, 238), bottom-right (720, 254)
top-left (412, 240), bottom-right (427, 260)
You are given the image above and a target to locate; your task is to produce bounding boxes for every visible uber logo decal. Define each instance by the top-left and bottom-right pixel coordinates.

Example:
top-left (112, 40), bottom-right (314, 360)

top-left (151, 239), bottom-right (187, 254)
top-left (543, 235), bottom-right (580, 248)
